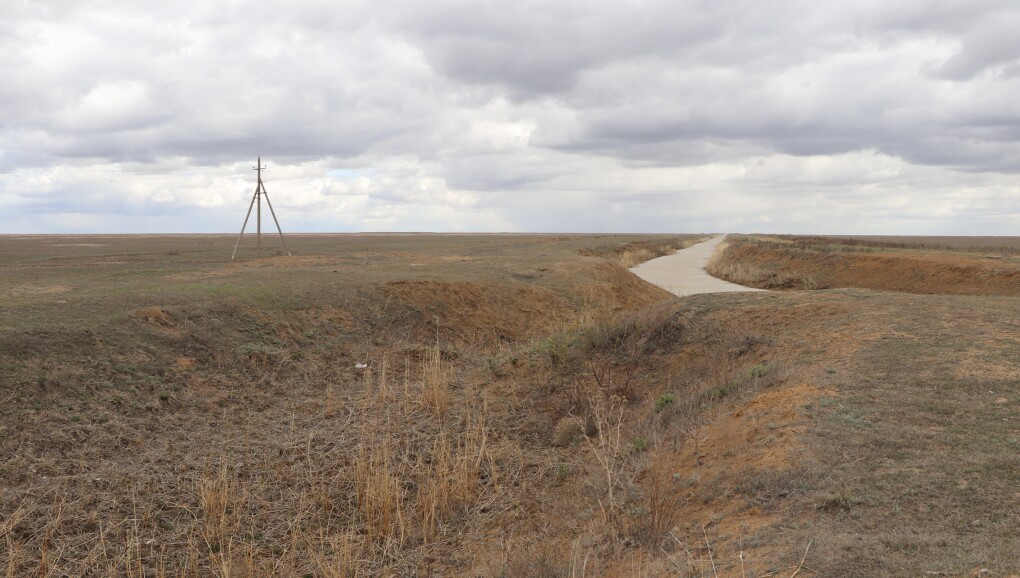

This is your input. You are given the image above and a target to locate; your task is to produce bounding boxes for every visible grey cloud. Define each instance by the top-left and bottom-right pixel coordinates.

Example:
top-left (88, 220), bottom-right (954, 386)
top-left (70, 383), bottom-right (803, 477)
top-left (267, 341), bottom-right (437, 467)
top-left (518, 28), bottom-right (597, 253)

top-left (2, 0), bottom-right (1020, 234)
top-left (386, 0), bottom-right (734, 97)
top-left (938, 11), bottom-right (1020, 79)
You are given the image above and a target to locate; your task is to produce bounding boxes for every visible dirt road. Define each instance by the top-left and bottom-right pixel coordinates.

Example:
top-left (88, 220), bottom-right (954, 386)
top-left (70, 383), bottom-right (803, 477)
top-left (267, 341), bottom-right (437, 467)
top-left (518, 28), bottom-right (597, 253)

top-left (630, 235), bottom-right (766, 296)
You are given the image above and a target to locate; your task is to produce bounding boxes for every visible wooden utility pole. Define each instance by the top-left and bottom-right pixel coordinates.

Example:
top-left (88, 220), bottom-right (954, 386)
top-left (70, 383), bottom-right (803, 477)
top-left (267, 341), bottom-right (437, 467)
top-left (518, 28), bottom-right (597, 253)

top-left (232, 157), bottom-right (292, 259)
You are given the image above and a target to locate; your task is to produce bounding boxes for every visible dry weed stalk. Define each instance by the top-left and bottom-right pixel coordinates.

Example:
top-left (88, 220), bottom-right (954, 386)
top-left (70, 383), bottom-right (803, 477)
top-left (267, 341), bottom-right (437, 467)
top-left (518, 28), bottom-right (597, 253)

top-left (645, 459), bottom-right (685, 545)
top-left (420, 346), bottom-right (449, 414)
top-left (2, 505), bottom-right (27, 578)
top-left (579, 391), bottom-right (626, 526)
top-left (702, 341), bottom-right (731, 387)
top-left (376, 357), bottom-right (389, 403)
top-left (199, 465), bottom-right (235, 552)
top-left (416, 413), bottom-right (489, 542)
top-left (325, 383), bottom-right (336, 418)
top-left (309, 528), bottom-right (363, 578)
top-left (353, 443), bottom-right (406, 544)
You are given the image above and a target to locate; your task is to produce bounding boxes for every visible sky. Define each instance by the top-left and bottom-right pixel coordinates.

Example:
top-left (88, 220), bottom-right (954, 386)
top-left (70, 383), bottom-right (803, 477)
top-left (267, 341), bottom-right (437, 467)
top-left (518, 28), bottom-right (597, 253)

top-left (1, 0), bottom-right (1019, 234)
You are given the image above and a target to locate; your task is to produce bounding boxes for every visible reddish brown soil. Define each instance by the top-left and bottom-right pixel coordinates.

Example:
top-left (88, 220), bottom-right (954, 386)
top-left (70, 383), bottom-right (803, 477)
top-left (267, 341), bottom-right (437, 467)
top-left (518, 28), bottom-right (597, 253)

top-left (726, 241), bottom-right (1020, 295)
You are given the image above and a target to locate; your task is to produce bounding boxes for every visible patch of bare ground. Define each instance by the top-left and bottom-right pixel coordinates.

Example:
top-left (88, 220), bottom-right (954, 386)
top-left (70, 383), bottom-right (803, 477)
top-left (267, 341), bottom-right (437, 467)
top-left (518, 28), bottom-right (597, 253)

top-left (707, 234), bottom-right (1020, 295)
top-left (2, 234), bottom-right (1019, 577)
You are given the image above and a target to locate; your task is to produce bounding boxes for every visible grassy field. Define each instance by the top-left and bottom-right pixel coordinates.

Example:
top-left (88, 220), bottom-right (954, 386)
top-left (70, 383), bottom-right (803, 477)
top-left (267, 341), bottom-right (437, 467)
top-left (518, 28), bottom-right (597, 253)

top-left (2, 233), bottom-right (1018, 577)
top-left (793, 235), bottom-right (1020, 254)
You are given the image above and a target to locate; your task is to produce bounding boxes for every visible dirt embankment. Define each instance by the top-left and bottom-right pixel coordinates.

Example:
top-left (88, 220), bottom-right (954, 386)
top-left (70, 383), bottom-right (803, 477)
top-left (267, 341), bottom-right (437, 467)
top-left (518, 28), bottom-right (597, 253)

top-left (580, 235), bottom-right (711, 268)
top-left (708, 236), bottom-right (1020, 295)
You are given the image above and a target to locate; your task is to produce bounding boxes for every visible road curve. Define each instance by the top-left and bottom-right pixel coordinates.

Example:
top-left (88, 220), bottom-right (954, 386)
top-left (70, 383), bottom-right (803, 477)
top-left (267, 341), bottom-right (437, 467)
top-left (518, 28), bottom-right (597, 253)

top-left (630, 235), bottom-right (766, 297)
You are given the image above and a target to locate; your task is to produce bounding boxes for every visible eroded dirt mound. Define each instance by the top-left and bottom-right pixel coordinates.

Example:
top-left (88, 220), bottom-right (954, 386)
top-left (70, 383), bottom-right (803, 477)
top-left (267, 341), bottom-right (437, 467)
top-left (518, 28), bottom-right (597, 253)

top-left (384, 279), bottom-right (570, 345)
top-left (681, 383), bottom-right (827, 472)
top-left (383, 262), bottom-right (671, 346)
top-left (661, 384), bottom-right (829, 576)
top-left (134, 306), bottom-right (178, 331)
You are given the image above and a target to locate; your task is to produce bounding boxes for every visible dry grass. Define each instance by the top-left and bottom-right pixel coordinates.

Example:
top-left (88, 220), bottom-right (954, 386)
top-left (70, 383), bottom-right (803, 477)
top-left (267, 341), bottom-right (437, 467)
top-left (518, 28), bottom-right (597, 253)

top-left (420, 345), bottom-right (451, 415)
top-left (0, 345), bottom-right (500, 575)
top-left (581, 235), bottom-right (711, 268)
top-left (780, 234), bottom-right (1020, 254)
top-left (705, 238), bottom-right (820, 290)
top-left (706, 234), bottom-right (1020, 295)
top-left (0, 233), bottom-right (712, 576)
top-left (4, 233), bottom-right (1019, 576)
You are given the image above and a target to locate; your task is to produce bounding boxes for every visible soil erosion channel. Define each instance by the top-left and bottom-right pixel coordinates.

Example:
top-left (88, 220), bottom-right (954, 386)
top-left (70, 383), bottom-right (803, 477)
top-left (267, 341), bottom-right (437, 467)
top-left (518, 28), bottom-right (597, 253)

top-left (630, 234), bottom-right (765, 296)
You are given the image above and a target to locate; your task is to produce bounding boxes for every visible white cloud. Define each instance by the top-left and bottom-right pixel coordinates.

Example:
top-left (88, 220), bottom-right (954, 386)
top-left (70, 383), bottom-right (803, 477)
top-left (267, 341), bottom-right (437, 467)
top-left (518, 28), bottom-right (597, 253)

top-left (1, 0), bottom-right (1019, 234)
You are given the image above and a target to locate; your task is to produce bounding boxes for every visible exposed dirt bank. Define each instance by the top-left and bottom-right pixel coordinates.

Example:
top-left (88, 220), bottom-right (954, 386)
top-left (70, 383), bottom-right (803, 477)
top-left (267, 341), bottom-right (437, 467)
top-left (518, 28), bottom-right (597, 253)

top-left (707, 235), bottom-right (1020, 295)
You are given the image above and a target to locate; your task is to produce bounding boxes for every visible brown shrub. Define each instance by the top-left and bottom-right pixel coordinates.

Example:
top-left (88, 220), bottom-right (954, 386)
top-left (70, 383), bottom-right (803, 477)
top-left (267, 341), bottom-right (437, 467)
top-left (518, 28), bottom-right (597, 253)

top-left (552, 417), bottom-right (582, 447)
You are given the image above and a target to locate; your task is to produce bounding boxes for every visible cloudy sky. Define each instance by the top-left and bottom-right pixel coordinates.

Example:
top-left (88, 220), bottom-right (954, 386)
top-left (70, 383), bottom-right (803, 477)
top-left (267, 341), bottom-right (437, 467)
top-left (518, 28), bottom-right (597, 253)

top-left (2, 1), bottom-right (1019, 234)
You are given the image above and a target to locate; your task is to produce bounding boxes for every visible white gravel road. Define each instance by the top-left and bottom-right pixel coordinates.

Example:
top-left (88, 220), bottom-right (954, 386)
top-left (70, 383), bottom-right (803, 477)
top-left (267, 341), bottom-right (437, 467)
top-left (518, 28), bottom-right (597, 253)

top-left (630, 235), bottom-right (766, 297)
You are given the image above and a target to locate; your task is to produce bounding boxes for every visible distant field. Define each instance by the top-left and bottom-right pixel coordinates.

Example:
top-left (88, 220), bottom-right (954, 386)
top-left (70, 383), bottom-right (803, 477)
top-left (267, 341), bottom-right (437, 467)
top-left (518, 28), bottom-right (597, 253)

top-left (2, 232), bottom-right (1018, 577)
top-left (0, 233), bottom-right (700, 332)
top-left (774, 234), bottom-right (1020, 253)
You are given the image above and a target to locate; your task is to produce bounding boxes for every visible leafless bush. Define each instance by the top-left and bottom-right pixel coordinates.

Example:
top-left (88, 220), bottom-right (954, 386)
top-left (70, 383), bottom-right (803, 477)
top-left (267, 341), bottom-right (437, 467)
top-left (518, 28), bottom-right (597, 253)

top-left (578, 391), bottom-right (627, 528)
top-left (642, 460), bottom-right (688, 546)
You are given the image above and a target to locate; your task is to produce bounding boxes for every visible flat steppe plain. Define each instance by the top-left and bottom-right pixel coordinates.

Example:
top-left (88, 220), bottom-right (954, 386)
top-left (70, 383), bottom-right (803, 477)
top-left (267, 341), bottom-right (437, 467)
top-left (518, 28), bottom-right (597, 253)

top-left (1, 233), bottom-right (1018, 577)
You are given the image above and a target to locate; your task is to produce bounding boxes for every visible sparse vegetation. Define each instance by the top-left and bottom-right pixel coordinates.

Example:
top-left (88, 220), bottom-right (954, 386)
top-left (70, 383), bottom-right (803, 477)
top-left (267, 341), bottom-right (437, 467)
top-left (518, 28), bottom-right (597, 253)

top-left (580, 235), bottom-right (711, 268)
top-left (707, 234), bottom-right (1020, 295)
top-left (1, 232), bottom-right (1019, 576)
top-left (654, 393), bottom-right (675, 411)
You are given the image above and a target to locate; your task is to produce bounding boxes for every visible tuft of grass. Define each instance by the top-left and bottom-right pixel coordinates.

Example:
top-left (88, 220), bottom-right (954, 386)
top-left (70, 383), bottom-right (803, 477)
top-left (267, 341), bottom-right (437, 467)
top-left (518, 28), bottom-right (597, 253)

top-left (654, 393), bottom-right (676, 412)
top-left (420, 345), bottom-right (450, 414)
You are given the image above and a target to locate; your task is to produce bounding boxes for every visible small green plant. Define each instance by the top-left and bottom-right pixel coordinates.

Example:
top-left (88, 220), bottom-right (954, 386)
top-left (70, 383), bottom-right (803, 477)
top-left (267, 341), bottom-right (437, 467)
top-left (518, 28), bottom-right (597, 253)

top-left (631, 436), bottom-right (649, 453)
top-left (835, 409), bottom-right (870, 428)
top-left (749, 364), bottom-right (769, 379)
top-left (655, 393), bottom-right (676, 411)
top-left (159, 392), bottom-right (170, 402)
top-left (555, 464), bottom-right (569, 483)
top-left (707, 383), bottom-right (735, 400)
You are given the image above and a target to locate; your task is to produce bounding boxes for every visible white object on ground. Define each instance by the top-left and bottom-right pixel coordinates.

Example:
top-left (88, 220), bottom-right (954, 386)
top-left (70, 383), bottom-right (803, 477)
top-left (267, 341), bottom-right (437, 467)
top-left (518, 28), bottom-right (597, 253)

top-left (630, 235), bottom-right (766, 297)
